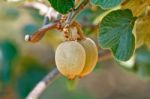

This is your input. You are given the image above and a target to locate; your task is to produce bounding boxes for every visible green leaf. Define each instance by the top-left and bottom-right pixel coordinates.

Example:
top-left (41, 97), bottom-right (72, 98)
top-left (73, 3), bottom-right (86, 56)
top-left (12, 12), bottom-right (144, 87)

top-left (48, 0), bottom-right (74, 14)
top-left (91, 0), bottom-right (123, 9)
top-left (99, 9), bottom-right (137, 61)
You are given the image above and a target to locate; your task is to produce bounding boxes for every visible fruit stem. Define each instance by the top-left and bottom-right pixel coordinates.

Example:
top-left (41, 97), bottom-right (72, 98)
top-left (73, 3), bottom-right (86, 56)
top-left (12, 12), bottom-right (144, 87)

top-left (72, 21), bottom-right (85, 40)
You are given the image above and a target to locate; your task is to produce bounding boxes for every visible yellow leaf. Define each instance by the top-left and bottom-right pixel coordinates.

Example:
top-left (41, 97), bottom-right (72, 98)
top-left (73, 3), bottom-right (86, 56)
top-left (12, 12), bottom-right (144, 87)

top-left (135, 7), bottom-right (150, 48)
top-left (121, 0), bottom-right (149, 16)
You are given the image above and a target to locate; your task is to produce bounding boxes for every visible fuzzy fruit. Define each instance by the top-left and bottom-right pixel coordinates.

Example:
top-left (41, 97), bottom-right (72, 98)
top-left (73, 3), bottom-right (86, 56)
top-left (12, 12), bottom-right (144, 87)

top-left (55, 41), bottom-right (86, 79)
top-left (78, 38), bottom-right (98, 77)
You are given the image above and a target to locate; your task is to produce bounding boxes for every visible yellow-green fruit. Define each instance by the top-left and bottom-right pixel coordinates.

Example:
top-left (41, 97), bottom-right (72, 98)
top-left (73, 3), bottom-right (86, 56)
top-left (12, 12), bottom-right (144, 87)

top-left (78, 38), bottom-right (98, 77)
top-left (55, 41), bottom-right (86, 79)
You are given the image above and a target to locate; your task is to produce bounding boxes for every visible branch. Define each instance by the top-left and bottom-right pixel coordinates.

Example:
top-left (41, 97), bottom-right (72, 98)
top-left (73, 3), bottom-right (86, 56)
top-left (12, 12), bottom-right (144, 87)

top-left (64, 0), bottom-right (89, 25)
top-left (25, 0), bottom-right (89, 42)
top-left (25, 21), bottom-right (61, 42)
top-left (43, 16), bottom-right (49, 26)
top-left (25, 0), bottom-right (111, 99)
top-left (23, 2), bottom-right (60, 21)
top-left (26, 50), bottom-right (111, 99)
top-left (23, 2), bottom-right (49, 15)
top-left (26, 68), bottom-right (60, 99)
top-left (98, 49), bottom-right (112, 62)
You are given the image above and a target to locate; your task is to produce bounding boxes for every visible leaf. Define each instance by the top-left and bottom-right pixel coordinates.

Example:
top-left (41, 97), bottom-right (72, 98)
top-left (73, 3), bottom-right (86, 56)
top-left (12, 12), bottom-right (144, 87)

top-left (91, 0), bottom-right (123, 9)
top-left (135, 14), bottom-right (150, 48)
top-left (121, 0), bottom-right (150, 16)
top-left (48, 0), bottom-right (74, 14)
top-left (99, 9), bottom-right (137, 61)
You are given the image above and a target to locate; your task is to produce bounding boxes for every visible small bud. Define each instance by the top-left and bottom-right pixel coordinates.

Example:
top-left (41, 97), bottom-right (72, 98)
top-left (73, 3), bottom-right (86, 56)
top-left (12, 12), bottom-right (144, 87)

top-left (25, 35), bottom-right (30, 41)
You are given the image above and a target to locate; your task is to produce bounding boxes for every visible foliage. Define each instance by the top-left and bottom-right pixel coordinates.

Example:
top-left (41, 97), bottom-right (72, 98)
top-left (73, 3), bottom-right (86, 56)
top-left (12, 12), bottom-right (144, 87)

top-left (91, 0), bottom-right (123, 9)
top-left (1, 0), bottom-right (150, 99)
top-left (45, 0), bottom-right (150, 61)
top-left (99, 9), bottom-right (136, 61)
top-left (0, 41), bottom-right (18, 83)
top-left (15, 60), bottom-right (48, 98)
top-left (48, 0), bottom-right (75, 14)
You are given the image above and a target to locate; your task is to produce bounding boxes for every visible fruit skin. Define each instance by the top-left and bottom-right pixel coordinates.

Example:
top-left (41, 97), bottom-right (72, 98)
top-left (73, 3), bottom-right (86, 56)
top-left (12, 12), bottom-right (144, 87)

top-left (55, 41), bottom-right (86, 80)
top-left (78, 38), bottom-right (98, 77)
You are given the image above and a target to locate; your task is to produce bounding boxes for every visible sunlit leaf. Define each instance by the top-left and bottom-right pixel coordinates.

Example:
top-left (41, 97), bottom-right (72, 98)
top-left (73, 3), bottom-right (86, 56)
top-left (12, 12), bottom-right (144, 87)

top-left (91, 0), bottom-right (123, 9)
top-left (121, 0), bottom-right (149, 16)
top-left (135, 12), bottom-right (150, 49)
top-left (99, 9), bottom-right (136, 61)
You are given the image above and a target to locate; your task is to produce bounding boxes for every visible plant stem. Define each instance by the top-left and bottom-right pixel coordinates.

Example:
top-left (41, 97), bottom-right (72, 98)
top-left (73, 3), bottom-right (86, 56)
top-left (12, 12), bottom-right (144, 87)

top-left (64, 0), bottom-right (89, 25)
top-left (26, 68), bottom-right (60, 99)
top-left (25, 0), bottom-right (89, 42)
top-left (25, 21), bottom-right (61, 43)
top-left (71, 21), bottom-right (85, 40)
top-left (43, 16), bottom-right (49, 26)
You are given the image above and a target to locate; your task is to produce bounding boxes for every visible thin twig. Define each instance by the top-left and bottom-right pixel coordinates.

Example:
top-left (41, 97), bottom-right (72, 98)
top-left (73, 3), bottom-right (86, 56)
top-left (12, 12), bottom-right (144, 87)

top-left (25, 21), bottom-right (61, 42)
top-left (23, 2), bottom-right (49, 15)
top-left (26, 50), bottom-right (112, 99)
top-left (71, 21), bottom-right (85, 39)
top-left (25, 0), bottom-right (111, 99)
top-left (98, 50), bottom-right (112, 62)
top-left (26, 68), bottom-right (60, 99)
top-left (25, 0), bottom-right (89, 43)
top-left (64, 0), bottom-right (89, 25)
top-left (42, 16), bottom-right (49, 26)
top-left (22, 2), bottom-right (60, 21)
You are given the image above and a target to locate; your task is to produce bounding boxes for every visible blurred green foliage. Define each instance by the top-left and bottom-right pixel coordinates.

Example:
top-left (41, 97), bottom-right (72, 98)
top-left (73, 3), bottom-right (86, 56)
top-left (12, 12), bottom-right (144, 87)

top-left (76, 6), bottom-right (106, 35)
top-left (22, 24), bottom-right (39, 36)
top-left (26, 8), bottom-right (44, 24)
top-left (0, 40), bottom-right (18, 83)
top-left (0, 6), bottom-right (19, 20)
top-left (0, 1), bottom-right (52, 98)
top-left (135, 47), bottom-right (150, 78)
top-left (40, 77), bottom-right (96, 99)
top-left (15, 60), bottom-right (48, 98)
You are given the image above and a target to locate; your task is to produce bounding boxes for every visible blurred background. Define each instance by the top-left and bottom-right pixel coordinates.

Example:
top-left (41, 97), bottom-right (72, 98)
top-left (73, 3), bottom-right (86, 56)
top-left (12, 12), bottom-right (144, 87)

top-left (1, 0), bottom-right (150, 99)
